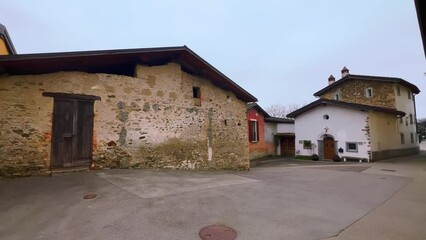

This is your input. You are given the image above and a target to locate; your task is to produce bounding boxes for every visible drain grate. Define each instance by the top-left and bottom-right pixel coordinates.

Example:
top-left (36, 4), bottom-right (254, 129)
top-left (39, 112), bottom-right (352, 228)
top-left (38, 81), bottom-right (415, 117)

top-left (199, 225), bottom-right (237, 240)
top-left (381, 169), bottom-right (396, 172)
top-left (83, 193), bottom-right (97, 199)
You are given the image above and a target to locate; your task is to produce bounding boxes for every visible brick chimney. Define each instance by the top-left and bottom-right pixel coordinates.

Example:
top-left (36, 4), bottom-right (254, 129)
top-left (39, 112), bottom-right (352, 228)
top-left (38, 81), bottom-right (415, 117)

top-left (341, 66), bottom-right (349, 78)
top-left (328, 75), bottom-right (335, 85)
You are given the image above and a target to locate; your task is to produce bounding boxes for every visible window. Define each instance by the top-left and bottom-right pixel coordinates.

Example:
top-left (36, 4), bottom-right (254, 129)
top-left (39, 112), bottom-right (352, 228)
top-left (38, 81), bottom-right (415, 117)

top-left (303, 140), bottom-right (312, 149)
top-left (249, 120), bottom-right (258, 142)
top-left (334, 93), bottom-right (340, 101)
top-left (399, 117), bottom-right (403, 124)
top-left (193, 87), bottom-right (201, 106)
top-left (408, 90), bottom-right (411, 99)
top-left (400, 133), bottom-right (405, 144)
top-left (409, 114), bottom-right (413, 124)
top-left (323, 114), bottom-right (329, 120)
top-left (346, 142), bottom-right (358, 152)
top-left (192, 87), bottom-right (201, 99)
top-left (365, 88), bottom-right (373, 98)
top-left (396, 86), bottom-right (400, 96)
top-left (410, 133), bottom-right (414, 143)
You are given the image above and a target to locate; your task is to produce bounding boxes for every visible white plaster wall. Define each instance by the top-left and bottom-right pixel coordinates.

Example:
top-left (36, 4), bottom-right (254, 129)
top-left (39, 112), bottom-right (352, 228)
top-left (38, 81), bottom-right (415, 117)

top-left (277, 123), bottom-right (295, 133)
top-left (294, 105), bottom-right (369, 159)
top-left (264, 122), bottom-right (277, 142)
top-left (394, 84), bottom-right (419, 148)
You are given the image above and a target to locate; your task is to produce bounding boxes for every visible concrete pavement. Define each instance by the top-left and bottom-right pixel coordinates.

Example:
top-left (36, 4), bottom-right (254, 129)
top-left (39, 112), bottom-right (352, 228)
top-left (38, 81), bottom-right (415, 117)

top-left (0, 148), bottom-right (425, 240)
top-left (324, 143), bottom-right (426, 240)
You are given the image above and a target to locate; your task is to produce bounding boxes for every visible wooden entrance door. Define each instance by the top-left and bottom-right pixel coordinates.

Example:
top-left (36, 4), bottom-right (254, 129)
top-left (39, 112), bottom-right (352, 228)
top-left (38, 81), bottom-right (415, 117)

top-left (51, 98), bottom-right (95, 168)
top-left (281, 136), bottom-right (295, 156)
top-left (324, 137), bottom-right (335, 160)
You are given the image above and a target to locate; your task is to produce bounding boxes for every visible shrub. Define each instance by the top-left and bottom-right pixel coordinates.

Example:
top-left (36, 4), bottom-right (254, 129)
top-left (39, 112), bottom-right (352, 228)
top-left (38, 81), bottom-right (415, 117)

top-left (332, 155), bottom-right (341, 162)
top-left (311, 154), bottom-right (319, 161)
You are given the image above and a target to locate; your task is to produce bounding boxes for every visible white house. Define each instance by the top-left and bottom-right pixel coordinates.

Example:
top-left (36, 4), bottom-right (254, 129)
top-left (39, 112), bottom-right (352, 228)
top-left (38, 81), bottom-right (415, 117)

top-left (287, 67), bottom-right (420, 161)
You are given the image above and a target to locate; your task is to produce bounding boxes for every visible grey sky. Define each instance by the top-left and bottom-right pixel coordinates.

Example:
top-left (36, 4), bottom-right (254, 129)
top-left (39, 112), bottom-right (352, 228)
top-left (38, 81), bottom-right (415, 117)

top-left (2, 0), bottom-right (425, 117)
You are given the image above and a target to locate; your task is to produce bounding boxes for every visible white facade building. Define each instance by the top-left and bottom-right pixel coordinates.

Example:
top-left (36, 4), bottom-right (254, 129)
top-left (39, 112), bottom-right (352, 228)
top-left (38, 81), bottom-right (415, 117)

top-left (288, 69), bottom-right (420, 161)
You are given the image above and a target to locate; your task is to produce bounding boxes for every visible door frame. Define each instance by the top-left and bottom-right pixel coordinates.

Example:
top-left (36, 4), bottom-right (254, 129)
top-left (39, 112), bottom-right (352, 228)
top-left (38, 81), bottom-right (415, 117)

top-left (323, 135), bottom-right (335, 160)
top-left (43, 92), bottom-right (100, 168)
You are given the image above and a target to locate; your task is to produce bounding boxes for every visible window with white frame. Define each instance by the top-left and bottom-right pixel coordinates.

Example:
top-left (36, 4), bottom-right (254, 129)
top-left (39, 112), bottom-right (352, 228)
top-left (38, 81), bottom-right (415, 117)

top-left (365, 87), bottom-right (373, 98)
top-left (400, 133), bottom-right (405, 144)
top-left (409, 114), bottom-right (413, 124)
top-left (303, 140), bottom-right (312, 149)
top-left (346, 142), bottom-right (358, 152)
top-left (410, 133), bottom-right (414, 143)
top-left (249, 120), bottom-right (258, 142)
top-left (334, 92), bottom-right (341, 101)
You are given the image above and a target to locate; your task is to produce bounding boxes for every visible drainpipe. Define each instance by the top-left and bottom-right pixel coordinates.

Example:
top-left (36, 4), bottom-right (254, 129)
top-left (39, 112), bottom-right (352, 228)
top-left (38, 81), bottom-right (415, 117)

top-left (413, 93), bottom-right (418, 141)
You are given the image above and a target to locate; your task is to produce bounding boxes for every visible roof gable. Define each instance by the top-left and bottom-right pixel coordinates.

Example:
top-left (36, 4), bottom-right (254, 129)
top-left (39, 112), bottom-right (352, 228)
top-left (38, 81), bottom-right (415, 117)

top-left (313, 74), bottom-right (420, 96)
top-left (0, 24), bottom-right (16, 55)
top-left (0, 46), bottom-right (257, 102)
top-left (247, 102), bottom-right (270, 117)
top-left (286, 99), bottom-right (405, 118)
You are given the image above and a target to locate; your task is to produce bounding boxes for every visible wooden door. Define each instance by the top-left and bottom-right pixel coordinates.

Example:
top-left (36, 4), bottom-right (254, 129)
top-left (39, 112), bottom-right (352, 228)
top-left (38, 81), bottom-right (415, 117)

top-left (281, 136), bottom-right (295, 156)
top-left (51, 99), bottom-right (95, 168)
top-left (324, 137), bottom-right (335, 160)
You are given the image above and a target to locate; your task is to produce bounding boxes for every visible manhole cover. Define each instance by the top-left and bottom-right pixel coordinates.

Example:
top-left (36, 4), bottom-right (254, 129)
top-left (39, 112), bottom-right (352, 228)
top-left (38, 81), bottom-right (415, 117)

top-left (199, 225), bottom-right (237, 240)
top-left (83, 193), bottom-right (97, 199)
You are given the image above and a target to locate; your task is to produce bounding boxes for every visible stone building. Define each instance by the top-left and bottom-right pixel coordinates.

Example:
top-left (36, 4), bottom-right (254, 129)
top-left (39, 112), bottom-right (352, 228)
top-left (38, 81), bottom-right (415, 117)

top-left (287, 67), bottom-right (420, 161)
top-left (0, 23), bottom-right (16, 55)
top-left (0, 44), bottom-right (257, 177)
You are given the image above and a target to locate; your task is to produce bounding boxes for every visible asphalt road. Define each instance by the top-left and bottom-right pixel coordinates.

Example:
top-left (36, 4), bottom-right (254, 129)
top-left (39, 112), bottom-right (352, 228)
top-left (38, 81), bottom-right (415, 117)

top-left (1, 153), bottom-right (424, 240)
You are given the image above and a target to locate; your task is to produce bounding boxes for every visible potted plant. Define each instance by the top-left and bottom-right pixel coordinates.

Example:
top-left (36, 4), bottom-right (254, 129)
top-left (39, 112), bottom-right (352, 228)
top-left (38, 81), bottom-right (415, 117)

top-left (311, 154), bottom-right (319, 161)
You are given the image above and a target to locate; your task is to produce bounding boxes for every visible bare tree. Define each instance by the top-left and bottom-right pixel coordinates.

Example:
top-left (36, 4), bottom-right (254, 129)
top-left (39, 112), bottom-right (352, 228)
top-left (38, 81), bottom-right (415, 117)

top-left (265, 103), bottom-right (301, 118)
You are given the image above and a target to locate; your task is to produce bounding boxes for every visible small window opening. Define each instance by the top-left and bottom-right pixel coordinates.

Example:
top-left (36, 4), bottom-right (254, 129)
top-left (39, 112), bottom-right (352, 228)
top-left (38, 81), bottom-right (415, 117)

top-left (224, 119), bottom-right (228, 126)
top-left (400, 133), bottom-right (405, 144)
top-left (323, 114), bottom-right (329, 120)
top-left (334, 94), bottom-right (340, 101)
top-left (366, 88), bottom-right (373, 98)
top-left (192, 87), bottom-right (201, 99)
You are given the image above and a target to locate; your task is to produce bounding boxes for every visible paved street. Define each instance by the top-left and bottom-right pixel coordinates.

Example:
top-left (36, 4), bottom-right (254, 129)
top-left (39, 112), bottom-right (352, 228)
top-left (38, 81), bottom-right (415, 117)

top-left (0, 147), bottom-right (425, 240)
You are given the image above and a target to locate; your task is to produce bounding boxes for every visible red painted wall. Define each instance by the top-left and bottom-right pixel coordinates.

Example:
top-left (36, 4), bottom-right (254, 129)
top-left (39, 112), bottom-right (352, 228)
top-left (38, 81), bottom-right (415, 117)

top-left (247, 108), bottom-right (275, 159)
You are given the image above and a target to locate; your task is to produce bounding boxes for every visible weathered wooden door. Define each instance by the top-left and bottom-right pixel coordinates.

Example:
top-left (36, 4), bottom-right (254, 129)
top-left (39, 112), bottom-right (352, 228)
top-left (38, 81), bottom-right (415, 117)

top-left (324, 137), bottom-right (335, 160)
top-left (51, 98), bottom-right (95, 168)
top-left (281, 136), bottom-right (295, 156)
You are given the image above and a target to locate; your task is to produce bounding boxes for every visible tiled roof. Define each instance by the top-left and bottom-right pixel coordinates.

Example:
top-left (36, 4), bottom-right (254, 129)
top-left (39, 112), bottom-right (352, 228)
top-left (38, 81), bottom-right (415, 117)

top-left (313, 74), bottom-right (420, 96)
top-left (0, 46), bottom-right (257, 102)
top-left (286, 99), bottom-right (406, 118)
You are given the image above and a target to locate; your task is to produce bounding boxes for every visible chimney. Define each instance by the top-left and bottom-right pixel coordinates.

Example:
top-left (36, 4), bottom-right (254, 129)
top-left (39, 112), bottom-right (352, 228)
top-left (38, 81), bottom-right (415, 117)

top-left (341, 66), bottom-right (349, 78)
top-left (328, 75), bottom-right (335, 85)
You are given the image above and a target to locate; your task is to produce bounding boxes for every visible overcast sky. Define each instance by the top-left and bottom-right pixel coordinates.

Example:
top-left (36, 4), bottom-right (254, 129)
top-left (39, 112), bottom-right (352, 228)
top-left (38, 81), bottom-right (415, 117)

top-left (2, 0), bottom-right (425, 117)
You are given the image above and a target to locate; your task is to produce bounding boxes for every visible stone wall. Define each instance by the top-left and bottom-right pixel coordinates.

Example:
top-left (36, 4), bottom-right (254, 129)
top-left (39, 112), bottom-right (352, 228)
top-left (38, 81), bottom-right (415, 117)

top-left (0, 63), bottom-right (249, 177)
top-left (321, 80), bottom-right (396, 108)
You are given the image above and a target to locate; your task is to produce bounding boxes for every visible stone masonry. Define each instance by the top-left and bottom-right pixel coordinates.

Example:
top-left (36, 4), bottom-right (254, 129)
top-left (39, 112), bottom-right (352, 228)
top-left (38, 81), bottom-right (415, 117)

top-left (0, 63), bottom-right (249, 177)
top-left (321, 80), bottom-right (396, 108)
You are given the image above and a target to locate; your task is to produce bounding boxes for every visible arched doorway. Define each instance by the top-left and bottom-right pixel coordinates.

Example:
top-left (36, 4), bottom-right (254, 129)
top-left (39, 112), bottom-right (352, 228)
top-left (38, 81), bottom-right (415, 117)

top-left (323, 136), bottom-right (335, 160)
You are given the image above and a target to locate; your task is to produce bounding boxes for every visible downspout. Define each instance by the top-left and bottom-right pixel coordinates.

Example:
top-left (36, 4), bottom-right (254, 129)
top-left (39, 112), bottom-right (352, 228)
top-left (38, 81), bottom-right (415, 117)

top-left (413, 93), bottom-right (418, 141)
